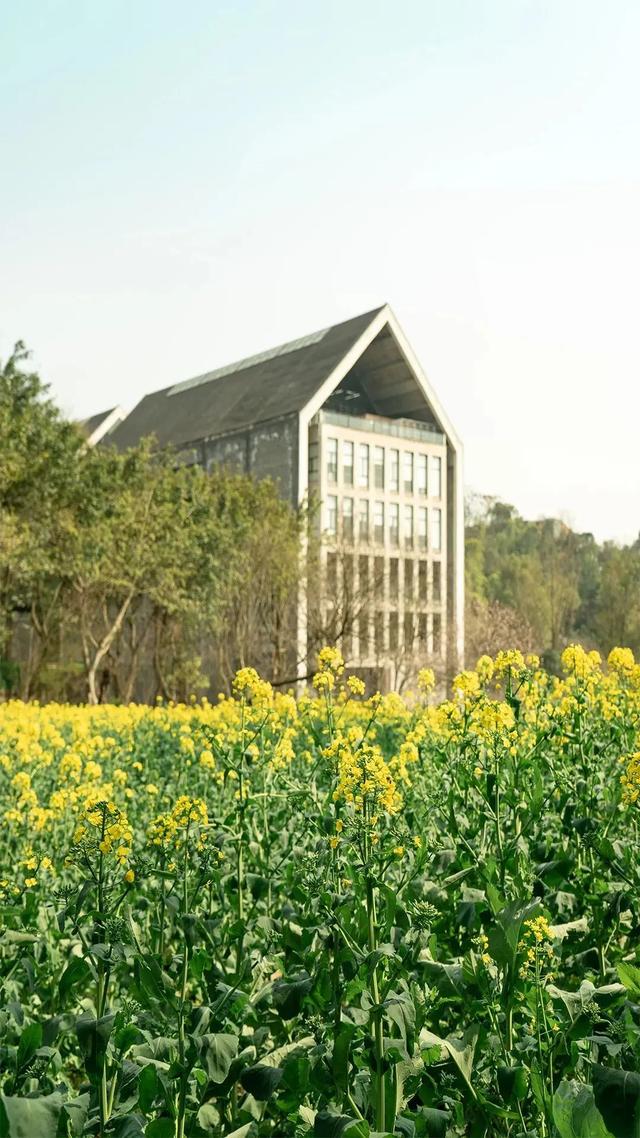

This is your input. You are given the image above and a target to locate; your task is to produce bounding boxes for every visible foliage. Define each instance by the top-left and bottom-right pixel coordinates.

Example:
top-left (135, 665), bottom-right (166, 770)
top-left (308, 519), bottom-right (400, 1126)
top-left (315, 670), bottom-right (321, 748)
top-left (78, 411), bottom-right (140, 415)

top-left (466, 494), bottom-right (640, 664)
top-left (1, 645), bottom-right (640, 1135)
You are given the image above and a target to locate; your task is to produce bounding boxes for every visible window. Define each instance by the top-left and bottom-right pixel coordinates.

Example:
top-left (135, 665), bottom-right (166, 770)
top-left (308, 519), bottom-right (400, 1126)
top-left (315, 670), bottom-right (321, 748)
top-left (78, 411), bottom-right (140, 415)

top-left (418, 613), bottom-right (427, 645)
top-left (342, 496), bottom-right (354, 541)
top-left (430, 455), bottom-right (442, 499)
top-left (404, 504), bottom-right (414, 550)
top-left (344, 555), bottom-right (355, 600)
top-left (389, 612), bottom-right (398, 650)
top-left (326, 551), bottom-right (337, 592)
top-left (358, 499), bottom-right (369, 541)
top-left (403, 452), bottom-right (414, 493)
top-left (358, 443), bottom-right (370, 488)
top-left (433, 560), bottom-right (442, 602)
top-left (418, 560), bottom-right (428, 602)
top-left (433, 612), bottom-right (442, 655)
top-left (374, 556), bottom-right (385, 600)
top-left (359, 609), bottom-right (369, 656)
top-left (327, 437), bottom-right (338, 483)
top-left (404, 559), bottom-right (414, 601)
top-left (359, 555), bottom-right (369, 598)
top-left (389, 449), bottom-right (399, 492)
top-left (431, 508), bottom-right (442, 552)
top-left (404, 612), bottom-right (414, 650)
top-left (308, 442), bottom-right (319, 477)
top-left (375, 611), bottom-right (385, 654)
top-left (374, 501), bottom-right (384, 544)
top-left (417, 454), bottom-right (427, 496)
top-left (326, 495), bottom-right (338, 535)
top-left (374, 446), bottom-right (385, 490)
top-left (418, 507), bottom-right (428, 551)
top-left (389, 557), bottom-right (399, 601)
top-left (343, 440), bottom-right (354, 485)
top-left (389, 502), bottom-right (399, 546)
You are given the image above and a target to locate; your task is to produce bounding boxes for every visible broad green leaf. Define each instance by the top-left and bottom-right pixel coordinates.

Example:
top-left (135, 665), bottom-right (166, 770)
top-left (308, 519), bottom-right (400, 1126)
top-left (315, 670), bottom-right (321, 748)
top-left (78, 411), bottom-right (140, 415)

top-left (272, 973), bottom-right (313, 1018)
top-left (593, 1064), bottom-right (640, 1138)
top-left (199, 1033), bottom-right (238, 1084)
top-left (240, 1064), bottom-right (283, 1100)
top-left (16, 1022), bottom-right (42, 1071)
top-left (552, 1079), bottom-right (614, 1138)
top-left (616, 962), bottom-right (640, 999)
top-left (0, 1092), bottom-right (64, 1138)
top-left (145, 1120), bottom-right (175, 1138)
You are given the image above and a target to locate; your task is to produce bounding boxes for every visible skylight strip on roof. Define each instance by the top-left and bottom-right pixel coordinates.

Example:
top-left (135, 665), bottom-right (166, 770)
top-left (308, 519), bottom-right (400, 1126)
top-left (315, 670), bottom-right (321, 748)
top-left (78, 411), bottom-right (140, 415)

top-left (167, 327), bottom-right (329, 397)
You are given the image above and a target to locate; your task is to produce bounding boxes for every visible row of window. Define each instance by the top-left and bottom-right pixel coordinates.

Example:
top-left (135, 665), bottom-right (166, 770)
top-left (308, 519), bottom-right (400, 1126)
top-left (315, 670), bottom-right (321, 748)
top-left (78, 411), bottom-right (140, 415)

top-left (324, 438), bottom-right (443, 497)
top-left (326, 497), bottom-right (442, 551)
top-left (326, 553), bottom-right (442, 604)
top-left (341, 611), bottom-right (442, 659)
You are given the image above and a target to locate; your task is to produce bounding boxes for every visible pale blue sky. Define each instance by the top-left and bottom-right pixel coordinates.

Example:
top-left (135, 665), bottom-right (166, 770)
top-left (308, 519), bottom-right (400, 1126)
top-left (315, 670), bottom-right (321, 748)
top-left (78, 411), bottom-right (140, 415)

top-left (1, 1), bottom-right (639, 541)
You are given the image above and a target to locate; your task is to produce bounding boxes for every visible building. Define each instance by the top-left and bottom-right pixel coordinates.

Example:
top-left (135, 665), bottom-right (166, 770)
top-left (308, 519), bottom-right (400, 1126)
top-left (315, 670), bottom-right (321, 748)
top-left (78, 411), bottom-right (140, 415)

top-left (78, 406), bottom-right (126, 446)
top-left (109, 305), bottom-right (463, 683)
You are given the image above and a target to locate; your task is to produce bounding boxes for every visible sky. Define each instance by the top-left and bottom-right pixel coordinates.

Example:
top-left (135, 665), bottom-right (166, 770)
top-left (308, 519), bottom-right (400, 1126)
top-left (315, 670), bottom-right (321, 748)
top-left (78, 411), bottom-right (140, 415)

top-left (1, 0), bottom-right (639, 543)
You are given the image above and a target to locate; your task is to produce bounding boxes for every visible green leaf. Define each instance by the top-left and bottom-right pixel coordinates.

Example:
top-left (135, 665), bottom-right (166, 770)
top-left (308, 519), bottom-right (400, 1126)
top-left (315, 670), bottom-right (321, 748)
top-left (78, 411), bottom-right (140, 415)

top-left (145, 1120), bottom-right (175, 1138)
top-left (138, 1063), bottom-right (158, 1113)
top-left (16, 1022), bottom-right (42, 1071)
top-left (616, 962), bottom-right (640, 1000)
top-left (593, 1064), bottom-right (640, 1138)
top-left (199, 1033), bottom-right (238, 1084)
top-left (0, 1092), bottom-right (64, 1138)
top-left (59, 957), bottom-right (91, 1001)
top-left (417, 1107), bottom-right (450, 1136)
top-left (552, 1079), bottom-right (614, 1138)
top-left (272, 973), bottom-right (313, 1019)
top-left (419, 1026), bottom-right (478, 1098)
top-left (75, 1013), bottom-right (115, 1079)
top-left (240, 1064), bottom-right (283, 1100)
top-left (313, 1112), bottom-right (370, 1136)
top-left (497, 1064), bottom-right (528, 1103)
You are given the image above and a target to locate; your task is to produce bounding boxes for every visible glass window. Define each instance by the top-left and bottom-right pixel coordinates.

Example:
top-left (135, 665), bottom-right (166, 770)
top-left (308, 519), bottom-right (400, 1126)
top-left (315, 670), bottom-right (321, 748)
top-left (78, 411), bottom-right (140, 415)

top-left (417, 454), bottom-right (427, 496)
top-left (404, 504), bottom-right (414, 549)
top-left (373, 446), bottom-right (385, 490)
top-left (344, 555), bottom-right (355, 599)
top-left (418, 613), bottom-right (427, 645)
top-left (359, 555), bottom-right (369, 598)
top-left (389, 448), bottom-right (399, 492)
top-left (389, 557), bottom-right (399, 600)
top-left (389, 612), bottom-right (398, 651)
top-left (358, 443), bottom-right (370, 488)
top-left (430, 455), bottom-right (442, 499)
top-left (431, 508), bottom-right (442, 552)
top-left (418, 560), bottom-right (428, 602)
top-left (403, 452), bottom-right (414, 493)
top-left (374, 556), bottom-right (385, 600)
top-left (308, 442), bottom-right (319, 477)
top-left (327, 438), bottom-right (338, 483)
top-left (389, 502), bottom-right (399, 546)
top-left (358, 499), bottom-right (369, 541)
top-left (433, 560), bottom-right (442, 602)
top-left (326, 551), bottom-right (337, 592)
top-left (374, 501), bottom-right (384, 544)
top-left (342, 496), bottom-right (354, 540)
top-left (418, 507), bottom-right (428, 551)
top-left (433, 612), bottom-right (442, 655)
top-left (404, 612), bottom-right (414, 649)
top-left (359, 609), bottom-right (369, 656)
top-left (375, 611), bottom-right (385, 654)
top-left (404, 559), bottom-right (414, 600)
top-left (342, 440), bottom-right (354, 485)
top-left (326, 494), bottom-right (338, 535)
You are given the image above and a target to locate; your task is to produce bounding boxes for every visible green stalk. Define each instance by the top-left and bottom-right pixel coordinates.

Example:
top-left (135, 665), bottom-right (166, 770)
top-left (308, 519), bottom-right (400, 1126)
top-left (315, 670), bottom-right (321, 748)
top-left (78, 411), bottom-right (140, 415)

top-left (176, 832), bottom-right (190, 1138)
top-left (363, 808), bottom-right (385, 1133)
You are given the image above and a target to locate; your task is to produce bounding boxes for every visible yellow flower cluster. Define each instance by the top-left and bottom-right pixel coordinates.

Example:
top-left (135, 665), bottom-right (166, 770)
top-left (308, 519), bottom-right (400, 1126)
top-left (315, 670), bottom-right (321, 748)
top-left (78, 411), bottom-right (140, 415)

top-left (621, 752), bottom-right (640, 805)
top-left (148, 795), bottom-right (209, 850)
top-left (332, 738), bottom-right (401, 818)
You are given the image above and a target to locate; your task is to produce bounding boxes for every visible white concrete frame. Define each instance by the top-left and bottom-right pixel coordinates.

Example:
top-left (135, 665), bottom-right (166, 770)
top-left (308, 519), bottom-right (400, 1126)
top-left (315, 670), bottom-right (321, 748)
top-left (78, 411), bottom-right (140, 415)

top-left (296, 304), bottom-right (464, 679)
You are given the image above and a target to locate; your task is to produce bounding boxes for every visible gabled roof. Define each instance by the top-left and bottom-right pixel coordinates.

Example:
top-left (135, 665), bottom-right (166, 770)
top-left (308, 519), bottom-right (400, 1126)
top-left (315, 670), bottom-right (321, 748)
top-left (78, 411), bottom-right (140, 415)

top-left (109, 308), bottom-right (385, 451)
top-left (78, 406), bottom-right (126, 446)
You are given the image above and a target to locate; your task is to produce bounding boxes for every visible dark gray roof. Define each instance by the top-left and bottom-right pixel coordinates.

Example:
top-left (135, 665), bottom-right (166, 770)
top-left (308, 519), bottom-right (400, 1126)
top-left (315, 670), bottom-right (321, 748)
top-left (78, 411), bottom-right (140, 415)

top-left (109, 307), bottom-right (384, 451)
top-left (79, 408), bottom-right (118, 439)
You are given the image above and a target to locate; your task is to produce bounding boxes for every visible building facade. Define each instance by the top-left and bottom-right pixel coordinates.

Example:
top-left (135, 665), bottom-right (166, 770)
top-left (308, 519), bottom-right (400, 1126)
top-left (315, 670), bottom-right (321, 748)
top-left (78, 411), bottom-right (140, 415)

top-left (108, 304), bottom-right (464, 684)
